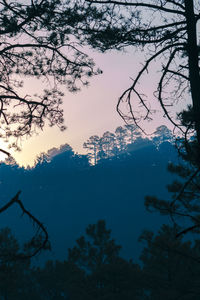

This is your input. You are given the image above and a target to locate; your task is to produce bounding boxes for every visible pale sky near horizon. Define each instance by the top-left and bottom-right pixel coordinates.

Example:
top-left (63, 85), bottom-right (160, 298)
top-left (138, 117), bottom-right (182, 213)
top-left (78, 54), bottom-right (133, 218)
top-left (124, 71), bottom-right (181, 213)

top-left (0, 2), bottom-right (198, 167)
top-left (1, 48), bottom-right (175, 167)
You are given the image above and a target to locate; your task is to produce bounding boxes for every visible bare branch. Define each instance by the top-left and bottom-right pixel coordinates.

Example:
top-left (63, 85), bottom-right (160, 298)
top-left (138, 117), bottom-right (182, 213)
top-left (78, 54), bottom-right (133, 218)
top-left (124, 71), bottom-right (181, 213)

top-left (157, 47), bottom-right (185, 131)
top-left (0, 148), bottom-right (10, 156)
top-left (0, 191), bottom-right (49, 259)
top-left (176, 224), bottom-right (200, 238)
top-left (86, 0), bottom-right (185, 15)
top-left (117, 43), bottom-right (185, 129)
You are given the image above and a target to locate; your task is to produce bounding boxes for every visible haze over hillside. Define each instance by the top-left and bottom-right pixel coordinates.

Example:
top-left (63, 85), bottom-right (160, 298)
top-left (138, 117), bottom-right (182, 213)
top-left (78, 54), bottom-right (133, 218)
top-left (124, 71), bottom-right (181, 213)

top-left (0, 125), bottom-right (179, 263)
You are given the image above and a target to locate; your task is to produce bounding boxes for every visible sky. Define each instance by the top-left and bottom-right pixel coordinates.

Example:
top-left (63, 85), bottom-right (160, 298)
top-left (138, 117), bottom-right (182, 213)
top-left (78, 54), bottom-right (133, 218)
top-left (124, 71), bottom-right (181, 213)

top-left (1, 3), bottom-right (199, 167)
top-left (0, 47), bottom-right (175, 167)
top-left (0, 3), bottom-right (198, 167)
top-left (3, 49), bottom-right (175, 166)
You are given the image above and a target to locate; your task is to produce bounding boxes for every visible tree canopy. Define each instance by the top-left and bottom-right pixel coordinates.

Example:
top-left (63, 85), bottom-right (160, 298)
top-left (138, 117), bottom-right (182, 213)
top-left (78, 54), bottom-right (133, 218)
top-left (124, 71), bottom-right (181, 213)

top-left (75, 0), bottom-right (199, 137)
top-left (0, 0), bottom-right (103, 258)
top-left (0, 220), bottom-right (200, 299)
top-left (0, 0), bottom-right (101, 153)
top-left (70, 0), bottom-right (200, 238)
top-left (1, 0), bottom-right (200, 260)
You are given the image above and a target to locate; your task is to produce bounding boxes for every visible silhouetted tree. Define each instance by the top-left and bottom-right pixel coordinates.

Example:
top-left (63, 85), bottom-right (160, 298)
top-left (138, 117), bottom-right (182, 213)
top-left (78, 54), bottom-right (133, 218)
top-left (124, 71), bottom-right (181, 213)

top-left (0, 0), bottom-right (103, 258)
top-left (139, 224), bottom-right (200, 299)
top-left (152, 125), bottom-right (174, 147)
top-left (68, 220), bottom-right (143, 300)
top-left (115, 126), bottom-right (127, 153)
top-left (87, 258), bottom-right (143, 300)
top-left (73, 0), bottom-right (200, 238)
top-left (97, 137), bottom-right (107, 161)
top-left (83, 135), bottom-right (100, 164)
top-left (0, 228), bottom-right (32, 299)
top-left (75, 0), bottom-right (200, 150)
top-left (101, 131), bottom-right (116, 159)
top-left (68, 220), bottom-right (121, 273)
top-left (125, 124), bottom-right (141, 144)
top-left (34, 260), bottom-right (87, 300)
top-left (0, 0), bottom-right (101, 152)
top-left (145, 153), bottom-right (200, 240)
top-left (35, 152), bottom-right (51, 166)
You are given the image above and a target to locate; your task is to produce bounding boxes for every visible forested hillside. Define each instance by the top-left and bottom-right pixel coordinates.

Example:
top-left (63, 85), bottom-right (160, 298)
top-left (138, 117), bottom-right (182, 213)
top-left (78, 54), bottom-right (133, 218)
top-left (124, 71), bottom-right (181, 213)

top-left (0, 125), bottom-right (179, 262)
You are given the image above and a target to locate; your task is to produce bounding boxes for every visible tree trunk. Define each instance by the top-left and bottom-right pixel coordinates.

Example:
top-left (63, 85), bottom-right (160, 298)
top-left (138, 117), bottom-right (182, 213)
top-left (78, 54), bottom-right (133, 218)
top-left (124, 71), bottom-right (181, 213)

top-left (184, 0), bottom-right (200, 156)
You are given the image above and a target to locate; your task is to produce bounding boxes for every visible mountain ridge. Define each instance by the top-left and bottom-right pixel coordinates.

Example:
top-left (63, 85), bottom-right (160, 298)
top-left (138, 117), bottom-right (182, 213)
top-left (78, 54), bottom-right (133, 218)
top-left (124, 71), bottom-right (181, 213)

top-left (0, 137), bottom-right (179, 264)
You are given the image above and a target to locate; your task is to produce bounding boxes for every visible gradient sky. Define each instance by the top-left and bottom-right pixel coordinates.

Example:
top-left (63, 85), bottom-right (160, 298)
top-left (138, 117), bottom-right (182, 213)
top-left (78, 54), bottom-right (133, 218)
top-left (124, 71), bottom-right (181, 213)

top-left (3, 48), bottom-right (174, 167)
top-left (0, 4), bottom-right (199, 167)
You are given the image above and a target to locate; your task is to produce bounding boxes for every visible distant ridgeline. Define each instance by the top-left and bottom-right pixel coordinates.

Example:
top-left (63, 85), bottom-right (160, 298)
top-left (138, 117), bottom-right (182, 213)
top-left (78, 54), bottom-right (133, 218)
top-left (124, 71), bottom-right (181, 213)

top-left (82, 124), bottom-right (174, 165)
top-left (0, 125), bottom-right (179, 262)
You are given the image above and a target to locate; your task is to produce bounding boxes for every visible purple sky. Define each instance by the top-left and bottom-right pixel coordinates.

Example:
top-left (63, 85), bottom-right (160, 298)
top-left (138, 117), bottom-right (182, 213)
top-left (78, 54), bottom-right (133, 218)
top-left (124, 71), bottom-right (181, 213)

top-left (6, 48), bottom-right (173, 166)
top-left (0, 3), bottom-right (199, 166)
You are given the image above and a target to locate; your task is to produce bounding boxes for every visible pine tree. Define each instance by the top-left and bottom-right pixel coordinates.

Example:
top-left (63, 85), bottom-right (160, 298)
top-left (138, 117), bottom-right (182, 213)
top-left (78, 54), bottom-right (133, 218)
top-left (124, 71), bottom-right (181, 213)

top-left (83, 135), bottom-right (100, 164)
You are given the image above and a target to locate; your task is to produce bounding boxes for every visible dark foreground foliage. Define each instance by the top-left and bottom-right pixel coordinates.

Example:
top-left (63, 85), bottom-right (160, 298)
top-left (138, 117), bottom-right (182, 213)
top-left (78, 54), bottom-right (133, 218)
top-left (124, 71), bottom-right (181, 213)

top-left (1, 220), bottom-right (200, 300)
